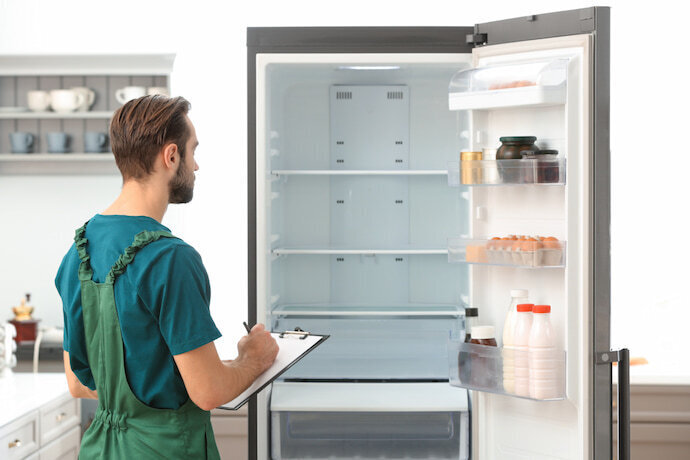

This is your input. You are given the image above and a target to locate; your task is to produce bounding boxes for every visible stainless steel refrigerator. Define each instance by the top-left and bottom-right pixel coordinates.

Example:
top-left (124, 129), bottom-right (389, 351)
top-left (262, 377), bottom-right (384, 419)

top-left (246, 6), bottom-right (628, 459)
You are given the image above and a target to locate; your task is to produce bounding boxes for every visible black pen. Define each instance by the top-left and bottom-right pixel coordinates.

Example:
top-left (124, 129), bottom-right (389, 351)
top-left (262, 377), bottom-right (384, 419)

top-left (243, 321), bottom-right (251, 334)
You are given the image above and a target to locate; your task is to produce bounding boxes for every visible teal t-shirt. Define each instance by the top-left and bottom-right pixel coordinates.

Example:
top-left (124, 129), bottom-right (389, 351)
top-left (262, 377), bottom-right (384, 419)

top-left (55, 214), bottom-right (221, 409)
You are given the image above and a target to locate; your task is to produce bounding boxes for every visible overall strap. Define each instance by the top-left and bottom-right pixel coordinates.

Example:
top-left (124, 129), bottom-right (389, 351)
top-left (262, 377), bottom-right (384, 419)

top-left (74, 221), bottom-right (93, 282)
top-left (105, 230), bottom-right (176, 284)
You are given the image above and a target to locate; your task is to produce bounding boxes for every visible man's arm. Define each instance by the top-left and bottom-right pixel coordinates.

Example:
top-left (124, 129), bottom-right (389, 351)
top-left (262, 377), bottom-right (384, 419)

top-left (174, 323), bottom-right (279, 411)
top-left (63, 351), bottom-right (98, 400)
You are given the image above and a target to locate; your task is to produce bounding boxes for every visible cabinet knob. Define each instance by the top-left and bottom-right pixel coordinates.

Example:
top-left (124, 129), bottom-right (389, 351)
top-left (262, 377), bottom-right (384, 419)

top-left (8, 439), bottom-right (22, 448)
top-left (56, 412), bottom-right (67, 422)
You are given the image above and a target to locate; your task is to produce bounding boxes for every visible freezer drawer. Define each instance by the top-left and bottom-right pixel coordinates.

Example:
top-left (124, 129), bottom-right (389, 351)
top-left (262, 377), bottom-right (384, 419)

top-left (271, 304), bottom-right (463, 379)
top-left (270, 382), bottom-right (469, 460)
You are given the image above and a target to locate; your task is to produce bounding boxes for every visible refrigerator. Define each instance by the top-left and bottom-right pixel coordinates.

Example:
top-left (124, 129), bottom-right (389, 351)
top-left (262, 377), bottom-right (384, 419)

top-left (246, 7), bottom-right (625, 460)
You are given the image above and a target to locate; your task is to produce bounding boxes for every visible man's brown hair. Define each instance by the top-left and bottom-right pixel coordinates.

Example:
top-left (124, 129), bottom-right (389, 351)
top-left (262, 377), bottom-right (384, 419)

top-left (110, 95), bottom-right (191, 180)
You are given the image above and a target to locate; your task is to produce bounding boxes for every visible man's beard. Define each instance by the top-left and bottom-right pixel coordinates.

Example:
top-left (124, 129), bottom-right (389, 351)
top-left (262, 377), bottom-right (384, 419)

top-left (169, 161), bottom-right (194, 204)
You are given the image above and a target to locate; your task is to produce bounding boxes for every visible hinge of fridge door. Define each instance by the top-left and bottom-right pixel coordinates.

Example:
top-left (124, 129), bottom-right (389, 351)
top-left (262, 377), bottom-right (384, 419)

top-left (465, 33), bottom-right (487, 47)
top-left (595, 350), bottom-right (621, 364)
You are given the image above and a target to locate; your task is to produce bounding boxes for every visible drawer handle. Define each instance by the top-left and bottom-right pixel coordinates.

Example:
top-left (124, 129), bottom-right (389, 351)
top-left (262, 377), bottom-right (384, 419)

top-left (56, 412), bottom-right (68, 423)
top-left (8, 439), bottom-right (22, 449)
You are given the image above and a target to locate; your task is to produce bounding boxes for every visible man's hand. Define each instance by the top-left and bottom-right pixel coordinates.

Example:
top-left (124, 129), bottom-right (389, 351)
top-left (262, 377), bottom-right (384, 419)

top-left (174, 324), bottom-right (278, 411)
top-left (234, 323), bottom-right (279, 378)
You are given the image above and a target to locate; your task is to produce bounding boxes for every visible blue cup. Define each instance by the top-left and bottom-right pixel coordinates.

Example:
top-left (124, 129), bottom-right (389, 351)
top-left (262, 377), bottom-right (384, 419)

top-left (46, 132), bottom-right (71, 154)
top-left (9, 132), bottom-right (35, 153)
top-left (84, 132), bottom-right (109, 153)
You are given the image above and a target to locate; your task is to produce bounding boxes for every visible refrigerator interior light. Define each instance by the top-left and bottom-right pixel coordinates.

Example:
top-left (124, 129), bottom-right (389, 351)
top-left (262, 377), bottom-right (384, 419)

top-left (337, 65), bottom-right (401, 71)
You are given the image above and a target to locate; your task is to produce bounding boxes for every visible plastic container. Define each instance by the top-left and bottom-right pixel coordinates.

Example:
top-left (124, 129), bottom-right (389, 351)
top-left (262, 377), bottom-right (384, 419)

top-left (513, 304), bottom-right (534, 397)
top-left (528, 305), bottom-right (562, 399)
top-left (469, 325), bottom-right (497, 388)
top-left (448, 58), bottom-right (569, 110)
top-left (502, 290), bottom-right (529, 393)
top-left (459, 307), bottom-right (479, 384)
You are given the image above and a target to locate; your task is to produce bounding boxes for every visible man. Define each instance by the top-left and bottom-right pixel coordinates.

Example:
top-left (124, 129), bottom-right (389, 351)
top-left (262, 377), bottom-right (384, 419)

top-left (55, 95), bottom-right (278, 459)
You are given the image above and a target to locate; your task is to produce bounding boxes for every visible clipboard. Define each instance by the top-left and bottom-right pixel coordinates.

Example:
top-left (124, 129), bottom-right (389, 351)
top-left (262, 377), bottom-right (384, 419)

top-left (218, 328), bottom-right (329, 410)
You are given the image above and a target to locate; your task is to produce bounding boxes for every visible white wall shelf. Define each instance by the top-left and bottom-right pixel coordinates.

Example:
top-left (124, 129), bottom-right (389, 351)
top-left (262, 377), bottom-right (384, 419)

top-left (0, 153), bottom-right (118, 175)
top-left (0, 111), bottom-right (114, 120)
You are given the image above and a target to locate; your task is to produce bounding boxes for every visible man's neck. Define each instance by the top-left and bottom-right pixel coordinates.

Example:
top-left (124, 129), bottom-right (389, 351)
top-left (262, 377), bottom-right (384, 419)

top-left (102, 179), bottom-right (169, 223)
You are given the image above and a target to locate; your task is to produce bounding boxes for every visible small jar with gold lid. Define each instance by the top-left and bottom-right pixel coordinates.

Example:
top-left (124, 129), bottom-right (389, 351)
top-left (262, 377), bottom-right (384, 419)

top-left (461, 150), bottom-right (483, 185)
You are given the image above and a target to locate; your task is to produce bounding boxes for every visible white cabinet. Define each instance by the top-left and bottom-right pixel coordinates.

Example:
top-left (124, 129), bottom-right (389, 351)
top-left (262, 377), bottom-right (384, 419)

top-left (211, 407), bottom-right (248, 460)
top-left (1, 410), bottom-right (40, 460)
top-left (0, 375), bottom-right (81, 460)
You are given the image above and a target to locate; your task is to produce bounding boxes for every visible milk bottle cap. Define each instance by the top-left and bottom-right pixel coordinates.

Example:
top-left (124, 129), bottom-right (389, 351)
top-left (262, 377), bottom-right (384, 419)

top-left (533, 305), bottom-right (551, 313)
top-left (516, 304), bottom-right (534, 312)
top-left (511, 289), bottom-right (528, 297)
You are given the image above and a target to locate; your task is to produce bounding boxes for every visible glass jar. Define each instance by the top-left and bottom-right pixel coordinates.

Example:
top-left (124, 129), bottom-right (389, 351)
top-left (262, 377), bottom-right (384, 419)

top-left (496, 136), bottom-right (539, 160)
top-left (535, 149), bottom-right (560, 183)
top-left (496, 136), bottom-right (538, 183)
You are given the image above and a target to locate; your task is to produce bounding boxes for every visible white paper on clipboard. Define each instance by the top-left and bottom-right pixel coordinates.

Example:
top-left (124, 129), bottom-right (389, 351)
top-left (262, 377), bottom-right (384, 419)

top-left (217, 331), bottom-right (328, 410)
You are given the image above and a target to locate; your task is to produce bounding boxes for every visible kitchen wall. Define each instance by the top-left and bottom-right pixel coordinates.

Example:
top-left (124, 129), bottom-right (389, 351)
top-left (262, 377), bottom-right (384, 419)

top-left (0, 0), bottom-right (688, 369)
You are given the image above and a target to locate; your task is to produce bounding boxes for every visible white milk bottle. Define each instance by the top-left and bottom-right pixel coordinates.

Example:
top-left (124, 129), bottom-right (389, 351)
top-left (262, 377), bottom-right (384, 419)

top-left (528, 304), bottom-right (561, 399)
top-left (502, 289), bottom-right (529, 393)
top-left (513, 303), bottom-right (534, 397)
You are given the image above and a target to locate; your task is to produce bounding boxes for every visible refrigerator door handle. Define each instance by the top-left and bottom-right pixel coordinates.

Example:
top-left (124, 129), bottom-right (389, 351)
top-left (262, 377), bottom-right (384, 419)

top-left (596, 348), bottom-right (630, 460)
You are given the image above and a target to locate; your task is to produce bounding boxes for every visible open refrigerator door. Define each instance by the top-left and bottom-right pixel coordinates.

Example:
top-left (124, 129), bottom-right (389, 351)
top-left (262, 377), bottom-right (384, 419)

top-left (444, 14), bottom-right (614, 457)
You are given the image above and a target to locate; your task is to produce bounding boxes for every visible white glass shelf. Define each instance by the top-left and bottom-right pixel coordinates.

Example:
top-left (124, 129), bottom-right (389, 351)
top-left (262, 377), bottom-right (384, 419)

top-left (448, 341), bottom-right (566, 401)
top-left (0, 111), bottom-right (114, 119)
top-left (271, 169), bottom-right (447, 176)
top-left (273, 247), bottom-right (448, 256)
top-left (272, 303), bottom-right (463, 317)
top-left (448, 237), bottom-right (566, 268)
top-left (271, 381), bottom-right (468, 412)
top-left (448, 58), bottom-right (568, 111)
top-left (448, 158), bottom-right (566, 186)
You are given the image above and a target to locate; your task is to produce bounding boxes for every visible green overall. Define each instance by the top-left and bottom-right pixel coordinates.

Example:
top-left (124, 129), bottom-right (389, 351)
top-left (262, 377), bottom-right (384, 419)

top-left (74, 223), bottom-right (221, 459)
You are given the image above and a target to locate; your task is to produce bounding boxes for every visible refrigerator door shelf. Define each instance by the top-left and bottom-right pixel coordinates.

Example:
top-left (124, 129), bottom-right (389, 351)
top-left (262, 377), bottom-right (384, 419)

top-left (448, 340), bottom-right (566, 401)
top-left (271, 308), bottom-right (462, 380)
top-left (448, 158), bottom-right (566, 186)
top-left (448, 237), bottom-right (566, 268)
top-left (270, 383), bottom-right (469, 460)
top-left (448, 58), bottom-right (568, 111)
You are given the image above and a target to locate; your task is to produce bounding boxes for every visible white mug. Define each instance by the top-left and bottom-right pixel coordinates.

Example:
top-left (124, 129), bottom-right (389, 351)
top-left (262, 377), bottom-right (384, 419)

top-left (27, 90), bottom-right (51, 112)
top-left (50, 89), bottom-right (86, 113)
top-left (147, 86), bottom-right (170, 97)
top-left (71, 87), bottom-right (96, 112)
top-left (115, 86), bottom-right (146, 104)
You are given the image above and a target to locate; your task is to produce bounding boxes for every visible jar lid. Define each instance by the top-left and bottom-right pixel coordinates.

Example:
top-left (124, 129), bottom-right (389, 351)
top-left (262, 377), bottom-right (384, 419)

top-left (461, 151), bottom-right (482, 161)
top-left (471, 325), bottom-right (495, 340)
top-left (464, 307), bottom-right (479, 317)
top-left (499, 136), bottom-right (537, 144)
top-left (535, 149), bottom-right (559, 155)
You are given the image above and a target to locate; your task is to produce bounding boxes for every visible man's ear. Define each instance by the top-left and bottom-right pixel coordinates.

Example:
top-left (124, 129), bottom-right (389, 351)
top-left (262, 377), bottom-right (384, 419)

top-left (161, 143), bottom-right (179, 170)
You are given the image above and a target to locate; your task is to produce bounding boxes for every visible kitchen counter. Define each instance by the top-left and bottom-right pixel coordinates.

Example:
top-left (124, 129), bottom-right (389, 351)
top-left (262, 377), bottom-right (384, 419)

top-left (0, 372), bottom-right (71, 427)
